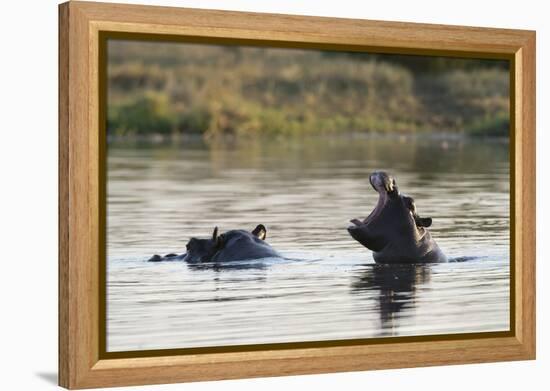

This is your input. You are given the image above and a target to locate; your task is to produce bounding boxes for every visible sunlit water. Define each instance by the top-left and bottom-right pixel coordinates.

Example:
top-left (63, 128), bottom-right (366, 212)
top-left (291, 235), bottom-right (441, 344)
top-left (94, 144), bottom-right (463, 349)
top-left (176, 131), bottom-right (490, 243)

top-left (107, 135), bottom-right (510, 352)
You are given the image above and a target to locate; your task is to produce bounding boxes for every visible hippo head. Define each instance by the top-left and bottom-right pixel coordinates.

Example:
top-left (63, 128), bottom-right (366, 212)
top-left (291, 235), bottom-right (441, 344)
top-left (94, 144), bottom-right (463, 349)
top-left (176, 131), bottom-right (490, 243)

top-left (347, 171), bottom-right (433, 254)
top-left (182, 224), bottom-right (268, 263)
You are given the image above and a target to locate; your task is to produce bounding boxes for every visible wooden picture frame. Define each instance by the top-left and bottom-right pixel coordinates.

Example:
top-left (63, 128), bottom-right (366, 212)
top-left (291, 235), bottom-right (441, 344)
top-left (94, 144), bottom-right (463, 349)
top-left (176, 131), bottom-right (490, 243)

top-left (59, 1), bottom-right (536, 389)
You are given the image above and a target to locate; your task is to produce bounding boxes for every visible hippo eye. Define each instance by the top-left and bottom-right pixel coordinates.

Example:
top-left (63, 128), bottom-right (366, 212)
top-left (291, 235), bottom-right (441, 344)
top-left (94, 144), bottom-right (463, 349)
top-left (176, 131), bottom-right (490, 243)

top-left (186, 243), bottom-right (190, 251)
top-left (402, 196), bottom-right (414, 209)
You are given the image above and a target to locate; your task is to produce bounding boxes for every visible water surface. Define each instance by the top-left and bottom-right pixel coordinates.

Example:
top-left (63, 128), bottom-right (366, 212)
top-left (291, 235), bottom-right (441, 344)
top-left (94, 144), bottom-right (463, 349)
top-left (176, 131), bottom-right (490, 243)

top-left (107, 135), bottom-right (510, 352)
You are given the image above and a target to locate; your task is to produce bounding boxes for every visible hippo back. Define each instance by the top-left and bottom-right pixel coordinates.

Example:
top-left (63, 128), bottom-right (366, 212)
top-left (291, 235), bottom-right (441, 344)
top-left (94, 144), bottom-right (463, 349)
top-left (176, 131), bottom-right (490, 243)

top-left (212, 229), bottom-right (280, 262)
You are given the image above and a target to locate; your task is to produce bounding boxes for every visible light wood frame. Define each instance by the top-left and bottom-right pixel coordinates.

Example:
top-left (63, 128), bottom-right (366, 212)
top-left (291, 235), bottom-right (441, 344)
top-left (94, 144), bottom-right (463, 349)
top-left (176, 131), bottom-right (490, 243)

top-left (59, 1), bottom-right (536, 389)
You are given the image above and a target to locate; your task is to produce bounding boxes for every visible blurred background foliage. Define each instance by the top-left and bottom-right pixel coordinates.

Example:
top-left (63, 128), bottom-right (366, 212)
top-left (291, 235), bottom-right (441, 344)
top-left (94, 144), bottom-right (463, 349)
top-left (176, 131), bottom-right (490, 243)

top-left (107, 40), bottom-right (509, 139)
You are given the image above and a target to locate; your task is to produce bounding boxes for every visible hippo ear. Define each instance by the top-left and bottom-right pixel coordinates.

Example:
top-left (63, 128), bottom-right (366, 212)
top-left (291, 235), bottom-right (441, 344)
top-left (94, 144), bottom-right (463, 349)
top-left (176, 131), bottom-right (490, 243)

top-left (415, 216), bottom-right (432, 228)
top-left (252, 224), bottom-right (267, 240)
top-left (212, 226), bottom-right (218, 241)
top-left (215, 234), bottom-right (225, 249)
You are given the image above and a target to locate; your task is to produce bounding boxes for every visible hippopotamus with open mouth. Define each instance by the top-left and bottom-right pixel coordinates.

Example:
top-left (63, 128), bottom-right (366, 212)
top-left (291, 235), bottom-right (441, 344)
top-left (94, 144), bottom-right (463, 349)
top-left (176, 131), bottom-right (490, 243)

top-left (347, 171), bottom-right (447, 264)
top-left (148, 224), bottom-right (281, 263)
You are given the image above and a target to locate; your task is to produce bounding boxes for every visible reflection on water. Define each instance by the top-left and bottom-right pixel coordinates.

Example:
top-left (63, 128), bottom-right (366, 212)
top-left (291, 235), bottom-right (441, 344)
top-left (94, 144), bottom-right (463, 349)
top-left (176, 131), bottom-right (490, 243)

top-left (351, 264), bottom-right (433, 335)
top-left (107, 135), bottom-right (510, 352)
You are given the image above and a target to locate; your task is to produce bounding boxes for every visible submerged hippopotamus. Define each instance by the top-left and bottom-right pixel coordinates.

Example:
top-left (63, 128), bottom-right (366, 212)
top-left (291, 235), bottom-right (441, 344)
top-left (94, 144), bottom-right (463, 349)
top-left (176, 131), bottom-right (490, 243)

top-left (347, 171), bottom-right (447, 264)
top-left (148, 224), bottom-right (281, 263)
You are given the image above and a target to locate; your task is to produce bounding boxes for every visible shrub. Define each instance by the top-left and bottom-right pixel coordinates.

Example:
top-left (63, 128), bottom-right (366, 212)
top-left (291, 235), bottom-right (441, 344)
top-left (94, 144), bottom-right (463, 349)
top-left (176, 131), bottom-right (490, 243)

top-left (108, 92), bottom-right (175, 135)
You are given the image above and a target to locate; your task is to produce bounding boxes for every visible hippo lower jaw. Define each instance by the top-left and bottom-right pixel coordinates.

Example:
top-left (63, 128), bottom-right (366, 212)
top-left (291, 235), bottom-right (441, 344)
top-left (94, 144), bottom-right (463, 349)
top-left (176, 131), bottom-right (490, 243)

top-left (347, 224), bottom-right (387, 253)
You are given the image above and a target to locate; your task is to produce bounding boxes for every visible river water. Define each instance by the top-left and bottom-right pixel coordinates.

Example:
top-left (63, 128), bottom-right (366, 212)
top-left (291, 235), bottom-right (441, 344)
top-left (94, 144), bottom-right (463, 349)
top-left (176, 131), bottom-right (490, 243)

top-left (106, 135), bottom-right (510, 352)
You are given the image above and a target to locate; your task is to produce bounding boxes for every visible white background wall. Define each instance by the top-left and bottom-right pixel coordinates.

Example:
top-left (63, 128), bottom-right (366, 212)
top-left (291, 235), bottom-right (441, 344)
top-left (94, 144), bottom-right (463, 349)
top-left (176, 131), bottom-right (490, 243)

top-left (0, 0), bottom-right (546, 389)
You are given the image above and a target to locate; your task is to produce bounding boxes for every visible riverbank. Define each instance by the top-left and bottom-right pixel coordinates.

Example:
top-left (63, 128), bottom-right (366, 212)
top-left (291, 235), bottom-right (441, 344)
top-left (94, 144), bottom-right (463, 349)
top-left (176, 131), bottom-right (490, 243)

top-left (107, 41), bottom-right (510, 139)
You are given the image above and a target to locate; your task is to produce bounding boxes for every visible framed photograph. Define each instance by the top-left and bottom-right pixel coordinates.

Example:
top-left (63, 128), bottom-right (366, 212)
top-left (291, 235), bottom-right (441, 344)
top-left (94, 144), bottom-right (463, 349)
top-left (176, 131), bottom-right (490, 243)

top-left (59, 1), bottom-right (535, 389)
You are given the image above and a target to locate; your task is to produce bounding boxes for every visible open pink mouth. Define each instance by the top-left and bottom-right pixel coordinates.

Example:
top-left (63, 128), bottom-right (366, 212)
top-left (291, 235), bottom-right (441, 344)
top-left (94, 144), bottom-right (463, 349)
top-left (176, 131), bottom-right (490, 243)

top-left (349, 188), bottom-right (389, 228)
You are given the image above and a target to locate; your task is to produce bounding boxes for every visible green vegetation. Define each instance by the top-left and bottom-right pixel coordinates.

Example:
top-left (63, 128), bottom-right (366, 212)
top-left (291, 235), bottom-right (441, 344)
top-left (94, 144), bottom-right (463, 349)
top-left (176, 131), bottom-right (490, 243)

top-left (107, 41), bottom-right (509, 139)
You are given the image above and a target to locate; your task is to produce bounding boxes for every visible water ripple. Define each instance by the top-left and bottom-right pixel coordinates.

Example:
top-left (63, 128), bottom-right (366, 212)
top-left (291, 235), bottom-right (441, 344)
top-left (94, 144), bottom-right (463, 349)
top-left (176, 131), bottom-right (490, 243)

top-left (107, 136), bottom-right (510, 352)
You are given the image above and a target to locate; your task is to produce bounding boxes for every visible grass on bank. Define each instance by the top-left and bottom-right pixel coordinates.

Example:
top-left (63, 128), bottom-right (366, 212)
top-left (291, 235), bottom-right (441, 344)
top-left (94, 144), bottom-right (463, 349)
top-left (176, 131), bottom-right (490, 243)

top-left (107, 41), bottom-right (510, 139)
